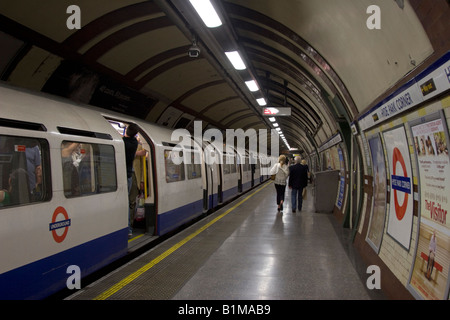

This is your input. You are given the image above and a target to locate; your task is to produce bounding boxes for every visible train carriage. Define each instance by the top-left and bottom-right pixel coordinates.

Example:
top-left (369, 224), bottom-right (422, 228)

top-left (0, 85), bottom-right (129, 299)
top-left (0, 84), bottom-right (270, 299)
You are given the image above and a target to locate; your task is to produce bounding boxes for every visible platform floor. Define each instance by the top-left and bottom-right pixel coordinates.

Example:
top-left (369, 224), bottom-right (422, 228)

top-left (67, 181), bottom-right (386, 300)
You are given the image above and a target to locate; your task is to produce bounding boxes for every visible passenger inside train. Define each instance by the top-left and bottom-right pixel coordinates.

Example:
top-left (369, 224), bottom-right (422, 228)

top-left (0, 136), bottom-right (47, 207)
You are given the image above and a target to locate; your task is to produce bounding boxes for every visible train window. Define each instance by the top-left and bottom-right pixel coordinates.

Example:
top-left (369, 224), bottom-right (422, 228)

top-left (187, 151), bottom-right (202, 180)
top-left (61, 141), bottom-right (117, 198)
top-left (231, 155), bottom-right (237, 173)
top-left (223, 154), bottom-right (237, 175)
top-left (243, 157), bottom-right (250, 172)
top-left (164, 150), bottom-right (185, 183)
top-left (223, 155), bottom-right (230, 175)
top-left (0, 135), bottom-right (50, 208)
top-left (57, 126), bottom-right (113, 140)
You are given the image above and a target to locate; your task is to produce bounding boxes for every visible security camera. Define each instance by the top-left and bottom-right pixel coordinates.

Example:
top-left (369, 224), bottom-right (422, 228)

top-left (188, 44), bottom-right (200, 58)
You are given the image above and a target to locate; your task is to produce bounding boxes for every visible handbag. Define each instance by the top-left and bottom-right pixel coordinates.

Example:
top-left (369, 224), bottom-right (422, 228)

top-left (270, 163), bottom-right (279, 181)
top-left (134, 193), bottom-right (145, 221)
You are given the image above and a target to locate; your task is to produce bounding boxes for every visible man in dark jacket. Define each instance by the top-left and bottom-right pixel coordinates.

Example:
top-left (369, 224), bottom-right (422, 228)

top-left (288, 156), bottom-right (309, 212)
top-left (123, 123), bottom-right (139, 238)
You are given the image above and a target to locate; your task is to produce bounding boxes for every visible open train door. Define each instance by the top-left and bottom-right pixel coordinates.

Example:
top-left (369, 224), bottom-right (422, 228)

top-left (106, 119), bottom-right (157, 235)
top-left (202, 141), bottom-right (221, 211)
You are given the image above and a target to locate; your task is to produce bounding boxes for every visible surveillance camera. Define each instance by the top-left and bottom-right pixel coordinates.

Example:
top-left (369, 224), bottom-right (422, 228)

top-left (188, 45), bottom-right (200, 58)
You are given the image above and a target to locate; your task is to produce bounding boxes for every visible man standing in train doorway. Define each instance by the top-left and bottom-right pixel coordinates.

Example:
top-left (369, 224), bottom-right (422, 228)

top-left (288, 156), bottom-right (309, 212)
top-left (123, 123), bottom-right (140, 238)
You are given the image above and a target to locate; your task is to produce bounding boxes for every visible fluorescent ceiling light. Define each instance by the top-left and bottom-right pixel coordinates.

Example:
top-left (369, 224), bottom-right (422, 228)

top-left (276, 127), bottom-right (281, 131)
top-left (256, 98), bottom-right (266, 106)
top-left (225, 51), bottom-right (246, 70)
top-left (273, 122), bottom-right (279, 127)
top-left (268, 117), bottom-right (276, 122)
top-left (245, 80), bottom-right (259, 92)
top-left (189, 0), bottom-right (222, 28)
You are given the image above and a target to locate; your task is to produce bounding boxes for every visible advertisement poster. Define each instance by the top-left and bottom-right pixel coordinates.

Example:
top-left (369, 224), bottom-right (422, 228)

top-left (409, 111), bottom-right (450, 300)
top-left (383, 126), bottom-right (414, 249)
top-left (366, 134), bottom-right (387, 252)
top-left (336, 148), bottom-right (345, 209)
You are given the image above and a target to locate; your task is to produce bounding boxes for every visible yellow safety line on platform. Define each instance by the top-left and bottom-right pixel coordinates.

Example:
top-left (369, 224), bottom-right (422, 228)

top-left (94, 181), bottom-right (272, 300)
top-left (128, 233), bottom-right (144, 243)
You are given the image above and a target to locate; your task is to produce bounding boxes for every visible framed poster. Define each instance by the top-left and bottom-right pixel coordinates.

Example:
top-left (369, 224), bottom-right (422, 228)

top-left (408, 110), bottom-right (450, 300)
top-left (366, 133), bottom-right (387, 253)
top-left (336, 147), bottom-right (345, 210)
top-left (382, 125), bottom-right (414, 250)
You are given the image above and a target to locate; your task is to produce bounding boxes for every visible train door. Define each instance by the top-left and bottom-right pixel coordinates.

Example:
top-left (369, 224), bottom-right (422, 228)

top-left (201, 142), bottom-right (210, 212)
top-left (250, 152), bottom-right (255, 187)
top-left (206, 162), bottom-right (216, 210)
top-left (237, 152), bottom-right (243, 193)
top-left (217, 153), bottom-right (223, 203)
top-left (106, 119), bottom-right (157, 235)
top-left (203, 141), bottom-right (221, 211)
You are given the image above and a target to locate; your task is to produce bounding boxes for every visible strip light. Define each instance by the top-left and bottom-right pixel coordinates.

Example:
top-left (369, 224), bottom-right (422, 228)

top-left (256, 98), bottom-right (267, 106)
top-left (225, 51), bottom-right (246, 70)
top-left (189, 0), bottom-right (222, 28)
top-left (245, 80), bottom-right (259, 92)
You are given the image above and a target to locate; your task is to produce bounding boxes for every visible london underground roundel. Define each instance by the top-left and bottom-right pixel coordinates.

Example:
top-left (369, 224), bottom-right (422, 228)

top-left (391, 147), bottom-right (411, 221)
top-left (49, 206), bottom-right (71, 243)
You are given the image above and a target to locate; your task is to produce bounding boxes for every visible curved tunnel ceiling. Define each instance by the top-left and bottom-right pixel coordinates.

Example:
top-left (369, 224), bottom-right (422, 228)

top-left (0, 0), bottom-right (433, 156)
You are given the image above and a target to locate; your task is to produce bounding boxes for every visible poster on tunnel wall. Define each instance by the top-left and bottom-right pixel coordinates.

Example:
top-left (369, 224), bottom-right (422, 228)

top-left (408, 110), bottom-right (450, 300)
top-left (366, 134), bottom-right (387, 253)
top-left (382, 125), bottom-right (414, 250)
top-left (336, 147), bottom-right (345, 210)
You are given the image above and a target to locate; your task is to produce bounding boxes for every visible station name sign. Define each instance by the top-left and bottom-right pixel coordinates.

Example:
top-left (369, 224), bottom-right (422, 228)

top-left (359, 51), bottom-right (450, 131)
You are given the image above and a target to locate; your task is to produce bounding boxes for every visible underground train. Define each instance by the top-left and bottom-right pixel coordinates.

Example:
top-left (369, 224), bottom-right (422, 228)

top-left (0, 83), bottom-right (272, 299)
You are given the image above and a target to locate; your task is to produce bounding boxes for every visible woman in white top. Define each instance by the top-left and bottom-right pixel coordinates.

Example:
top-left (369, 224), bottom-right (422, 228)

top-left (270, 155), bottom-right (289, 212)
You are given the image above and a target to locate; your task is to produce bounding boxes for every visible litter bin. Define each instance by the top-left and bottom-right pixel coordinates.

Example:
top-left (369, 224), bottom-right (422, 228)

top-left (314, 170), bottom-right (339, 213)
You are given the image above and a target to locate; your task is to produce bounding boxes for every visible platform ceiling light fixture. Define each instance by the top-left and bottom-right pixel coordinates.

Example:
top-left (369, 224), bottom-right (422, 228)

top-left (256, 98), bottom-right (267, 106)
top-left (245, 80), bottom-right (259, 92)
top-left (268, 117), bottom-right (276, 122)
top-left (189, 0), bottom-right (222, 28)
top-left (225, 51), bottom-right (246, 70)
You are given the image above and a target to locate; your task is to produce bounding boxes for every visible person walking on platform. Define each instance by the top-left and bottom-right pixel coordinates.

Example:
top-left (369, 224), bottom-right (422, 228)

top-left (270, 155), bottom-right (289, 212)
top-left (288, 156), bottom-right (309, 212)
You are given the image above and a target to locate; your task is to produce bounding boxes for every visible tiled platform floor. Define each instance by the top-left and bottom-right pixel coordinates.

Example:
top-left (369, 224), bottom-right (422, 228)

top-left (68, 181), bottom-right (385, 300)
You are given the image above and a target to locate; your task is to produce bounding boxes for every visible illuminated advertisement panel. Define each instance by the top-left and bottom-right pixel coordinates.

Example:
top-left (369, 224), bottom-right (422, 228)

top-left (262, 107), bottom-right (291, 116)
top-left (408, 111), bottom-right (450, 300)
top-left (366, 134), bottom-right (387, 253)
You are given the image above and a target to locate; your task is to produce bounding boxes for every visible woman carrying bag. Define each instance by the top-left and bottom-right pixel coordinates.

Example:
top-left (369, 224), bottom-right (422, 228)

top-left (270, 155), bottom-right (289, 212)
